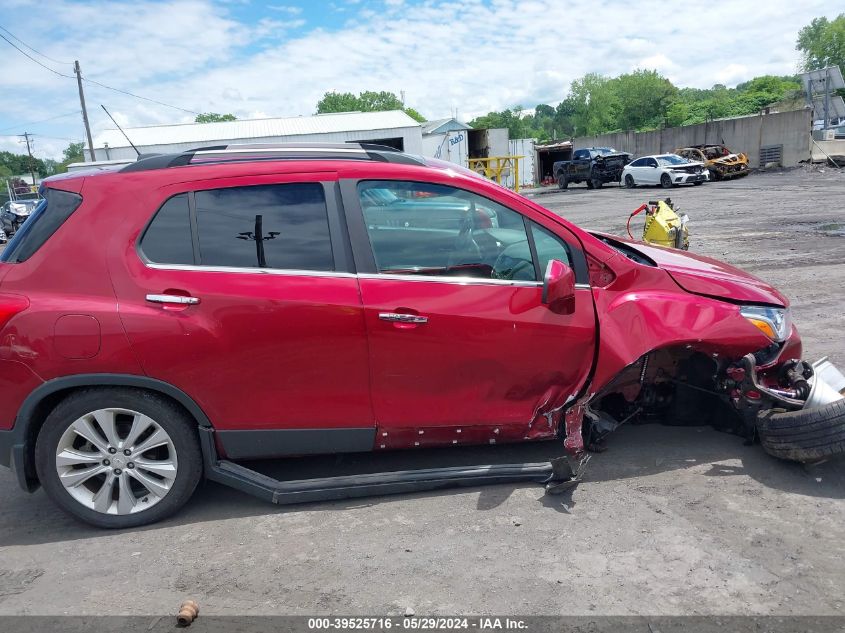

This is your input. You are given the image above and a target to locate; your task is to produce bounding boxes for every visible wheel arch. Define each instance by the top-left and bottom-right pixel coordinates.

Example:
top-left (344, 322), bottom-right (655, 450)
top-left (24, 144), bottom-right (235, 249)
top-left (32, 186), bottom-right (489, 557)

top-left (11, 374), bottom-right (213, 492)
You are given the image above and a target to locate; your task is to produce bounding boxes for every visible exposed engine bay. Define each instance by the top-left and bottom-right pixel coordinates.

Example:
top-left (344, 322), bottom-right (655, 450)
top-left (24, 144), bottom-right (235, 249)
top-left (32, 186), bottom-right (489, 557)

top-left (581, 347), bottom-right (845, 465)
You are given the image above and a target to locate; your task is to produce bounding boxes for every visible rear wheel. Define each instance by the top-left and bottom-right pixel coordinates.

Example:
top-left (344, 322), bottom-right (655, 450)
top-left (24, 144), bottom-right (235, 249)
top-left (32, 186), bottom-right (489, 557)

top-left (624, 174), bottom-right (636, 188)
top-left (660, 173), bottom-right (673, 189)
top-left (557, 173), bottom-right (568, 190)
top-left (35, 388), bottom-right (202, 528)
top-left (756, 400), bottom-right (845, 463)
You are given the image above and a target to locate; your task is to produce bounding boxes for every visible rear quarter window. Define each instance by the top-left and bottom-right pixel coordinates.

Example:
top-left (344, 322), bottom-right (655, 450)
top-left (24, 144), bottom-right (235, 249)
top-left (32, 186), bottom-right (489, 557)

top-left (0, 188), bottom-right (82, 263)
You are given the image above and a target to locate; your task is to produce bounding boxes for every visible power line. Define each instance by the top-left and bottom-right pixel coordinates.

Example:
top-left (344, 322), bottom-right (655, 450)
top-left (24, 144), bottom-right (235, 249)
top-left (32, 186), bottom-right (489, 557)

top-left (0, 32), bottom-right (74, 78)
top-left (0, 111), bottom-right (80, 134)
top-left (0, 24), bottom-right (72, 65)
top-left (82, 77), bottom-right (200, 115)
top-left (1, 27), bottom-right (200, 118)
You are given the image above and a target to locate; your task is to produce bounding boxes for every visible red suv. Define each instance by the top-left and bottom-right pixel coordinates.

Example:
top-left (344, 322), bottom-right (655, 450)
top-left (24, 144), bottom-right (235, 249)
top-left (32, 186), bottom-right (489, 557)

top-left (0, 143), bottom-right (842, 528)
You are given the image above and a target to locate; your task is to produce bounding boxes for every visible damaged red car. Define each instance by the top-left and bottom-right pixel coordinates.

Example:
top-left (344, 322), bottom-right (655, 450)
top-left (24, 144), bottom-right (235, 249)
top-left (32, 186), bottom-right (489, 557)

top-left (0, 143), bottom-right (843, 528)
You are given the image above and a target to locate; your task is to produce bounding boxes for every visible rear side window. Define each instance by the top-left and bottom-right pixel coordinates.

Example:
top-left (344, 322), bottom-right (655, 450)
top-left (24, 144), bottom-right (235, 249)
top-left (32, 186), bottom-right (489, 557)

top-left (195, 183), bottom-right (333, 270)
top-left (140, 194), bottom-right (194, 265)
top-left (0, 188), bottom-right (82, 263)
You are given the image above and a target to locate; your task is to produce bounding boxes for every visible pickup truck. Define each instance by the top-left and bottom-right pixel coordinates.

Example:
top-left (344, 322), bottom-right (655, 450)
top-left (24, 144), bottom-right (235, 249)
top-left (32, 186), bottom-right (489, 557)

top-left (554, 147), bottom-right (632, 189)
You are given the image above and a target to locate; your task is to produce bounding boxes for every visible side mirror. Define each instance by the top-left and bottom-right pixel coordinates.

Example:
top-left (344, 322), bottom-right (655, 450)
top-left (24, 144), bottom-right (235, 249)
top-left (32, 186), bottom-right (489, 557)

top-left (542, 259), bottom-right (576, 315)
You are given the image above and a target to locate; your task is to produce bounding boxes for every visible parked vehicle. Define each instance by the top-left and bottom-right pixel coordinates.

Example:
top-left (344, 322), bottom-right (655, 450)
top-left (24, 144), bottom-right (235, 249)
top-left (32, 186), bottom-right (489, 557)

top-left (622, 154), bottom-right (707, 188)
top-left (0, 143), bottom-right (842, 528)
top-left (0, 198), bottom-right (41, 240)
top-left (553, 147), bottom-right (632, 189)
top-left (675, 144), bottom-right (749, 180)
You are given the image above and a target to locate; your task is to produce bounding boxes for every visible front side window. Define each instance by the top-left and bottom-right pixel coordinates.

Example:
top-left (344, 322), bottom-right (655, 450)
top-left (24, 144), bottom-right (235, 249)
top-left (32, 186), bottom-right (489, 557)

top-left (359, 181), bottom-right (569, 282)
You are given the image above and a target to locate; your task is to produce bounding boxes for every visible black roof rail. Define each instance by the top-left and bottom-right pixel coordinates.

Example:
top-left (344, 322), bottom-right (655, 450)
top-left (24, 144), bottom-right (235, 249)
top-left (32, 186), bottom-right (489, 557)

top-left (120, 142), bottom-right (425, 173)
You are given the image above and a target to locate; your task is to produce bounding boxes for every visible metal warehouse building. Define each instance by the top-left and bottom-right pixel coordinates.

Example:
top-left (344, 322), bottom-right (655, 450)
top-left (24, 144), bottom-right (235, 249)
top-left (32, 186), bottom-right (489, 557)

top-left (90, 110), bottom-right (424, 161)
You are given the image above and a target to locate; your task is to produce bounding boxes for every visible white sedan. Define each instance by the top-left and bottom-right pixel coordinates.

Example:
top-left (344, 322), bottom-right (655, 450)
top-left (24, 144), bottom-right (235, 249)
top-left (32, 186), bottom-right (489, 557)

top-left (622, 154), bottom-right (708, 188)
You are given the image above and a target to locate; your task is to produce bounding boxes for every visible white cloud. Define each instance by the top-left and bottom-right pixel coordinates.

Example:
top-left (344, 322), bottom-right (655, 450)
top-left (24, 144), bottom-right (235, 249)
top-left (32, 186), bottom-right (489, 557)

top-left (0, 0), bottom-right (835, 159)
top-left (267, 4), bottom-right (303, 14)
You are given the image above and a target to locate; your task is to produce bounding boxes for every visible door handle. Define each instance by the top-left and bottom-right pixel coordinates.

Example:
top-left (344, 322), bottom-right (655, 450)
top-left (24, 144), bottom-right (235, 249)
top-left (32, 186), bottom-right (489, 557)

top-left (378, 312), bottom-right (428, 324)
top-left (146, 294), bottom-right (200, 305)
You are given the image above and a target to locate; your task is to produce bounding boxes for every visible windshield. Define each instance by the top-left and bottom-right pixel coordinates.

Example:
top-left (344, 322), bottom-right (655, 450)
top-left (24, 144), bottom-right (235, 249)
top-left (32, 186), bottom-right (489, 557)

top-left (656, 154), bottom-right (689, 166)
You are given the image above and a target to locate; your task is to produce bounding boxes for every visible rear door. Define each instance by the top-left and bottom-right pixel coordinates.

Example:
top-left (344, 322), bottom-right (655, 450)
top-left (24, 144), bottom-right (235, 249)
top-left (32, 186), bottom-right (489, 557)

top-left (342, 178), bottom-right (596, 448)
top-left (110, 173), bottom-right (374, 458)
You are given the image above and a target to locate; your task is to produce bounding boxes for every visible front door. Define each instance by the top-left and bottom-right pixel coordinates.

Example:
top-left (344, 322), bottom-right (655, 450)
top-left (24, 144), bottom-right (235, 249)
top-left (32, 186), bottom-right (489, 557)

top-left (345, 179), bottom-right (596, 447)
top-left (110, 175), bottom-right (374, 457)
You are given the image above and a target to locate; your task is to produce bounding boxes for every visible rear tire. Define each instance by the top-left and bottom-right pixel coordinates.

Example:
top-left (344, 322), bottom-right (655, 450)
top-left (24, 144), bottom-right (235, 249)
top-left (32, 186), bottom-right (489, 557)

top-left (35, 388), bottom-right (203, 528)
top-left (624, 174), bottom-right (636, 188)
top-left (660, 173), bottom-right (673, 189)
top-left (557, 173), bottom-right (568, 190)
top-left (756, 399), bottom-right (845, 463)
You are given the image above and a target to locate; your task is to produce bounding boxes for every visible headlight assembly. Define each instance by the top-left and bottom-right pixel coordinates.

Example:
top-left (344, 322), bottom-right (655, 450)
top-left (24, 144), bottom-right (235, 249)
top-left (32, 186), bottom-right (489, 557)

top-left (740, 305), bottom-right (791, 342)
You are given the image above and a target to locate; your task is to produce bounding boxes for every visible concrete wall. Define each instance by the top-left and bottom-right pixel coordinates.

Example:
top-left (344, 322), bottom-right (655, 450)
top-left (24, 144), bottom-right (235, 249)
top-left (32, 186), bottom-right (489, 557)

top-left (572, 109), bottom-right (812, 168)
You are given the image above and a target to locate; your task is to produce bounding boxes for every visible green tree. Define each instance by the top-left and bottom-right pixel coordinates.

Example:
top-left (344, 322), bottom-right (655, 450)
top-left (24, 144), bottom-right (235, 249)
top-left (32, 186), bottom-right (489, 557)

top-left (194, 112), bottom-right (237, 123)
top-left (609, 70), bottom-right (678, 130)
top-left (797, 14), bottom-right (845, 72)
top-left (315, 90), bottom-right (426, 122)
top-left (53, 142), bottom-right (85, 174)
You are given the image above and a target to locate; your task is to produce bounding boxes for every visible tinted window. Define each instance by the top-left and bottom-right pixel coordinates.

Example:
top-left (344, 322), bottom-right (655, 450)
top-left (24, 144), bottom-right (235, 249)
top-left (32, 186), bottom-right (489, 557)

top-left (646, 158), bottom-right (658, 167)
top-left (530, 221), bottom-right (572, 275)
top-left (573, 150), bottom-right (589, 160)
top-left (1, 188), bottom-right (82, 263)
top-left (359, 181), bottom-right (536, 281)
top-left (195, 183), bottom-right (333, 270)
top-left (629, 158), bottom-right (646, 167)
top-left (140, 194), bottom-right (194, 264)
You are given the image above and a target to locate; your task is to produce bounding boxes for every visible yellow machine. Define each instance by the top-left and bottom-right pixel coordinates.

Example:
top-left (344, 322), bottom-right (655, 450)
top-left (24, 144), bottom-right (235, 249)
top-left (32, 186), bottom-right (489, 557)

top-left (627, 198), bottom-right (690, 250)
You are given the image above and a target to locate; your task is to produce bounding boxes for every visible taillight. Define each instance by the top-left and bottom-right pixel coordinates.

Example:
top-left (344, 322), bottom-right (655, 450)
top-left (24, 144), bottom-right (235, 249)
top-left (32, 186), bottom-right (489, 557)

top-left (0, 294), bottom-right (29, 330)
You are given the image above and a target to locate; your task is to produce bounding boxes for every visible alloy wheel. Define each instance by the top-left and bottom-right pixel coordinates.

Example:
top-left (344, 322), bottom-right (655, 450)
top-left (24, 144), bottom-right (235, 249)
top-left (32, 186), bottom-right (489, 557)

top-left (54, 408), bottom-right (178, 515)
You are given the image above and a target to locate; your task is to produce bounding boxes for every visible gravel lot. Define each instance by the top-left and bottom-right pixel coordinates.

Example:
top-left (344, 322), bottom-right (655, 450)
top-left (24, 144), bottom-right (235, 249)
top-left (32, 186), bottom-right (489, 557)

top-left (0, 168), bottom-right (843, 617)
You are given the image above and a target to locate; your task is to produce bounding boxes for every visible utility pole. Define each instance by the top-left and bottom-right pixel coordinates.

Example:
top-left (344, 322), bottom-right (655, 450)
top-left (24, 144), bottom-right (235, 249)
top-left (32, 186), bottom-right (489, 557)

top-left (20, 132), bottom-right (37, 193)
top-left (74, 60), bottom-right (96, 162)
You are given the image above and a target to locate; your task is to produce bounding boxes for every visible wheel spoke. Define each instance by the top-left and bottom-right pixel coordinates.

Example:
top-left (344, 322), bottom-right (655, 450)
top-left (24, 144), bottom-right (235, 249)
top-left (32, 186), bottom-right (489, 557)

top-left (70, 418), bottom-right (110, 453)
top-left (128, 468), bottom-right (171, 498)
top-left (130, 428), bottom-right (169, 455)
top-left (91, 473), bottom-right (115, 513)
top-left (133, 458), bottom-right (177, 481)
top-left (56, 448), bottom-right (102, 468)
top-left (122, 414), bottom-right (153, 450)
top-left (59, 464), bottom-right (107, 488)
top-left (92, 410), bottom-right (120, 447)
top-left (117, 475), bottom-right (136, 514)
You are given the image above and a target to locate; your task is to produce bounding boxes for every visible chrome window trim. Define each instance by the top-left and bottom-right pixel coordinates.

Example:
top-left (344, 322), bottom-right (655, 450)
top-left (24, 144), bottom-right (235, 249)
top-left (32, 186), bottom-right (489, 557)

top-left (144, 264), bottom-right (593, 289)
top-left (356, 272), bottom-right (541, 287)
top-left (146, 263), bottom-right (357, 279)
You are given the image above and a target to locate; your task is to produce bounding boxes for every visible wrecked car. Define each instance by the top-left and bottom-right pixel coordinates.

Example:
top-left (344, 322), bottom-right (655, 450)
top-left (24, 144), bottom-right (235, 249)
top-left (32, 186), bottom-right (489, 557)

top-left (676, 144), bottom-right (750, 180)
top-left (0, 143), bottom-right (842, 528)
top-left (553, 147), bottom-right (632, 189)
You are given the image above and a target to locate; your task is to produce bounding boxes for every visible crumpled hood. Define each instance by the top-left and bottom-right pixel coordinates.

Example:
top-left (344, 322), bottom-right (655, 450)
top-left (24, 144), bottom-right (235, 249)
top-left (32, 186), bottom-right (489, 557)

top-left (594, 233), bottom-right (788, 306)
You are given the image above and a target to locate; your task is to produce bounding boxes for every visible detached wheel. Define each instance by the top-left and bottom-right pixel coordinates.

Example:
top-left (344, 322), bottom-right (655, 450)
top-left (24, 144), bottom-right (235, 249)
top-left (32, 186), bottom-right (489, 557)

top-left (660, 173), bottom-right (673, 188)
top-left (35, 388), bottom-right (202, 528)
top-left (624, 174), bottom-right (636, 188)
top-left (756, 399), bottom-right (845, 463)
top-left (557, 173), bottom-right (568, 190)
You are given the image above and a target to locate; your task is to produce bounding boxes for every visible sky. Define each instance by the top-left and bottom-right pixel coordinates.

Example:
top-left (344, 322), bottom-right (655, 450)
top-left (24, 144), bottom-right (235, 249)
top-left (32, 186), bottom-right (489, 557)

top-left (0, 0), bottom-right (836, 160)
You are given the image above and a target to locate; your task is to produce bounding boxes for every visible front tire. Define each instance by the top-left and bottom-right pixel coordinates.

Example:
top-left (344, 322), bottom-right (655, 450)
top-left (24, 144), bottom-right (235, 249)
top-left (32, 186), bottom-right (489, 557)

top-left (35, 388), bottom-right (202, 528)
top-left (756, 400), bottom-right (845, 463)
top-left (660, 173), bottom-right (673, 189)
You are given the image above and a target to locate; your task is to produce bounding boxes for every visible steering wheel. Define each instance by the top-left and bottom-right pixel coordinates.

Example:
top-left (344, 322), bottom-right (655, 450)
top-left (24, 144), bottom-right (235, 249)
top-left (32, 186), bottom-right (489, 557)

top-left (447, 202), bottom-right (483, 270)
top-left (492, 241), bottom-right (536, 281)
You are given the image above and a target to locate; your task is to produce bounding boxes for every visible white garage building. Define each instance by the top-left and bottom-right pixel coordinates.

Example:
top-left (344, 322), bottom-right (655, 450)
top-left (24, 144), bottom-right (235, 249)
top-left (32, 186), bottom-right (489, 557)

top-left (90, 110), bottom-right (424, 162)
